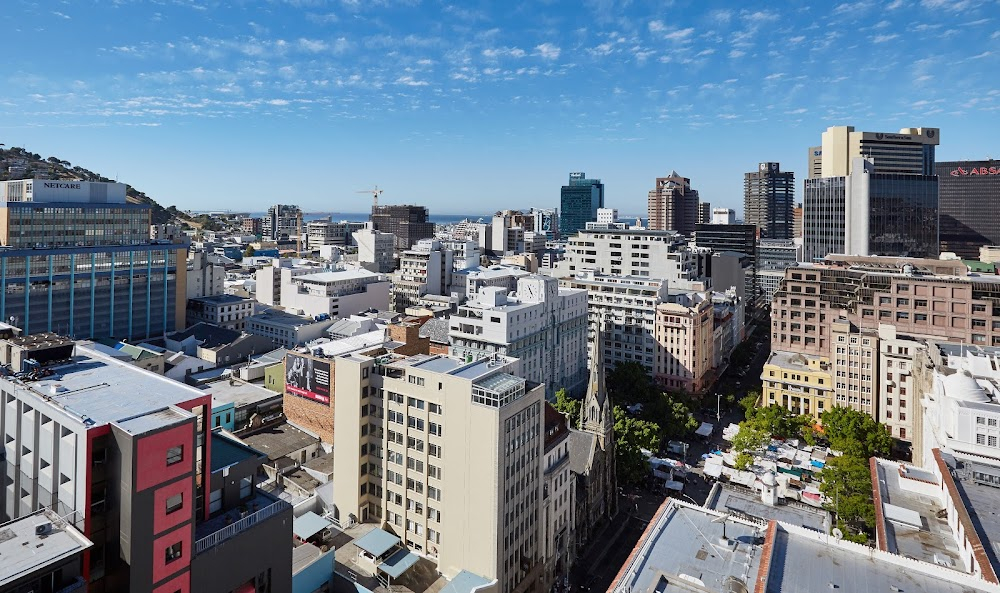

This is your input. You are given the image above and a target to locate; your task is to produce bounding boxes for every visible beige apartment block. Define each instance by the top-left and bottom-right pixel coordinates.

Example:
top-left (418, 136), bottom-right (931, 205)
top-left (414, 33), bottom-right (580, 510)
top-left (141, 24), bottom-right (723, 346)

top-left (654, 294), bottom-right (714, 393)
top-left (332, 352), bottom-right (546, 593)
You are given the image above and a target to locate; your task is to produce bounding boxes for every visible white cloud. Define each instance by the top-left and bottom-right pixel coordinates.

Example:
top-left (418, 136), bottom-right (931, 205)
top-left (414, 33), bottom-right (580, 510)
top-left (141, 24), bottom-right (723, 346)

top-left (648, 20), bottom-right (667, 33)
top-left (786, 108), bottom-right (808, 114)
top-left (482, 46), bottom-right (526, 58)
top-left (52, 11), bottom-right (71, 19)
top-left (968, 50), bottom-right (993, 59)
top-left (920, 0), bottom-right (974, 9)
top-left (663, 27), bottom-right (695, 41)
top-left (789, 35), bottom-right (806, 43)
top-left (833, 2), bottom-right (872, 14)
top-left (298, 38), bottom-right (328, 52)
top-left (395, 75), bottom-right (429, 86)
top-left (873, 33), bottom-right (899, 42)
top-left (887, 0), bottom-right (905, 7)
top-left (695, 48), bottom-right (716, 57)
top-left (729, 49), bottom-right (746, 58)
top-left (267, 99), bottom-right (290, 106)
top-left (764, 72), bottom-right (785, 80)
top-left (535, 43), bottom-right (560, 60)
top-left (588, 42), bottom-right (615, 56)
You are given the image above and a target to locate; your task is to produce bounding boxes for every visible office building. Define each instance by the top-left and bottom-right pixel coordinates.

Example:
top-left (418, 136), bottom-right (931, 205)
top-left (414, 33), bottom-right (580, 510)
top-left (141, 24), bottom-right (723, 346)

top-left (353, 224), bottom-right (397, 273)
top-left (541, 404), bottom-right (575, 590)
top-left (254, 258), bottom-right (329, 307)
top-left (0, 340), bottom-right (292, 593)
top-left (448, 275), bottom-right (589, 399)
top-left (803, 126), bottom-right (940, 261)
top-left (370, 204), bottom-right (434, 249)
top-left (653, 292), bottom-right (714, 393)
top-left (281, 269), bottom-right (390, 318)
top-left (762, 351), bottom-right (834, 420)
top-left (757, 239), bottom-right (801, 304)
top-left (306, 219), bottom-right (366, 248)
top-left (332, 353), bottom-right (547, 593)
top-left (793, 203), bottom-right (803, 238)
top-left (698, 202), bottom-right (712, 224)
top-left (552, 228), bottom-right (711, 287)
top-left (711, 208), bottom-right (735, 225)
top-left (744, 162), bottom-right (795, 239)
top-left (937, 160), bottom-right (1000, 258)
top-left (187, 249), bottom-right (225, 299)
top-left (531, 207), bottom-right (560, 241)
top-left (647, 171), bottom-right (699, 235)
top-left (186, 294), bottom-right (255, 331)
top-left (264, 203), bottom-right (301, 240)
top-left (246, 309), bottom-right (336, 348)
top-left (0, 180), bottom-right (187, 339)
top-left (559, 172), bottom-right (605, 238)
top-left (808, 146), bottom-right (823, 179)
top-left (391, 239), bottom-right (456, 312)
top-left (695, 223), bottom-right (757, 315)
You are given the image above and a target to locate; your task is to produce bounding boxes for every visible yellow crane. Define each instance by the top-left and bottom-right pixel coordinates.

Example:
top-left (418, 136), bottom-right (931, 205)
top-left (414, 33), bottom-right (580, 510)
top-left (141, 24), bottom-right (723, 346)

top-left (356, 186), bottom-right (384, 209)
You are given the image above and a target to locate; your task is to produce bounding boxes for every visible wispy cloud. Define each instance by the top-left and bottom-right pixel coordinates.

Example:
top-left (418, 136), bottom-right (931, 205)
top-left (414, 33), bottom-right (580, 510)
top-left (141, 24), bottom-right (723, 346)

top-left (873, 33), bottom-right (899, 43)
top-left (535, 43), bottom-right (560, 60)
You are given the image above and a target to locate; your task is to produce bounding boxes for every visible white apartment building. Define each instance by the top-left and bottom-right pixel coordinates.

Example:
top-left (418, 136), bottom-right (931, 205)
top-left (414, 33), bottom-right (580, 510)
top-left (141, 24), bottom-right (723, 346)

top-left (354, 225), bottom-right (397, 274)
top-left (245, 309), bottom-right (337, 348)
top-left (187, 249), bottom-right (225, 299)
top-left (654, 292), bottom-right (715, 393)
top-left (392, 239), bottom-right (455, 313)
top-left (280, 269), bottom-right (390, 318)
top-left (878, 324), bottom-right (923, 442)
top-left (254, 258), bottom-right (329, 306)
top-left (596, 208), bottom-right (618, 225)
top-left (186, 294), bottom-right (256, 331)
top-left (453, 265), bottom-right (531, 301)
top-left (306, 220), bottom-right (366, 248)
top-left (711, 208), bottom-right (736, 225)
top-left (449, 275), bottom-right (589, 399)
top-left (439, 239), bottom-right (481, 271)
top-left (332, 353), bottom-right (545, 593)
top-left (551, 228), bottom-right (711, 289)
top-left (561, 271), bottom-right (668, 372)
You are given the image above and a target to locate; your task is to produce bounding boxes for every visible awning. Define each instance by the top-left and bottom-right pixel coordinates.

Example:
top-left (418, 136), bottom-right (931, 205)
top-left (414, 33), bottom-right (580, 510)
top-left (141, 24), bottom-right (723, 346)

top-left (354, 528), bottom-right (400, 558)
top-left (665, 480), bottom-right (684, 491)
top-left (293, 511), bottom-right (333, 540)
top-left (695, 422), bottom-right (713, 437)
top-left (439, 570), bottom-right (494, 593)
top-left (378, 548), bottom-right (420, 578)
top-left (704, 463), bottom-right (724, 479)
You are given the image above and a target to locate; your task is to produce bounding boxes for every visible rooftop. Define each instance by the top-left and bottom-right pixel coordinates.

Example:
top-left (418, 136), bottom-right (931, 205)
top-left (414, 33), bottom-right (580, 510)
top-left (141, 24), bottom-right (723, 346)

top-left (706, 484), bottom-right (830, 534)
top-left (296, 269), bottom-right (381, 284)
top-left (309, 329), bottom-right (389, 358)
top-left (15, 349), bottom-right (205, 430)
top-left (167, 322), bottom-right (242, 349)
top-left (249, 309), bottom-right (330, 328)
top-left (873, 458), bottom-right (964, 571)
top-left (210, 431), bottom-right (266, 472)
top-left (941, 452), bottom-right (1000, 577)
top-left (202, 378), bottom-right (282, 408)
top-left (766, 350), bottom-right (826, 371)
top-left (189, 293), bottom-right (252, 305)
top-left (239, 421), bottom-right (320, 461)
top-left (0, 509), bottom-right (93, 587)
top-left (611, 500), bottom-right (765, 593)
top-left (417, 317), bottom-right (450, 344)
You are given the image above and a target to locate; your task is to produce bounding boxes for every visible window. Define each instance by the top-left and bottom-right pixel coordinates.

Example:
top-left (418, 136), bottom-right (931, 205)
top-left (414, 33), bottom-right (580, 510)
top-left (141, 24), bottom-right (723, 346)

top-left (978, 433), bottom-right (987, 445)
top-left (240, 476), bottom-right (252, 499)
top-left (166, 493), bottom-right (184, 514)
top-left (209, 489), bottom-right (222, 513)
top-left (165, 542), bottom-right (183, 564)
top-left (166, 446), bottom-right (183, 466)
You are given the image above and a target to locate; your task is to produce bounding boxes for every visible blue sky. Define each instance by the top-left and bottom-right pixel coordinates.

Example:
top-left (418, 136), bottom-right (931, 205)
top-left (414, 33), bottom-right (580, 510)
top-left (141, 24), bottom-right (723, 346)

top-left (2, 0), bottom-right (998, 216)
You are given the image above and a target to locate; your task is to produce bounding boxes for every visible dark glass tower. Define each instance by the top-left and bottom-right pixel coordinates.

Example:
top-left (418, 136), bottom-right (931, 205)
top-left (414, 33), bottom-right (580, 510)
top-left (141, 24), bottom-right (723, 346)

top-left (936, 160), bottom-right (1000, 258)
top-left (559, 172), bottom-right (604, 238)
top-left (744, 162), bottom-right (795, 239)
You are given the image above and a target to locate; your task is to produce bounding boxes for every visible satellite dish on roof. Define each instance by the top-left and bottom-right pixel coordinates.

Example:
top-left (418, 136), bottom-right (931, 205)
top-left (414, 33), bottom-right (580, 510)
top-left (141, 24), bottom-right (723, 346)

top-left (832, 528), bottom-right (844, 541)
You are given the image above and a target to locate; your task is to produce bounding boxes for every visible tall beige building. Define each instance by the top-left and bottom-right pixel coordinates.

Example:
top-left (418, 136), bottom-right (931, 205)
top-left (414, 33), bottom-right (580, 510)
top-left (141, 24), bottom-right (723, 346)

top-left (819, 125), bottom-right (939, 177)
top-left (332, 352), bottom-right (545, 593)
top-left (647, 171), bottom-right (699, 235)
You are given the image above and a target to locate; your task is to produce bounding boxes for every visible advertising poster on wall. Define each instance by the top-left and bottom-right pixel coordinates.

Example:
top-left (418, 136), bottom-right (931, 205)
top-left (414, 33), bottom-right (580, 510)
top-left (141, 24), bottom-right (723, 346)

top-left (285, 353), bottom-right (331, 404)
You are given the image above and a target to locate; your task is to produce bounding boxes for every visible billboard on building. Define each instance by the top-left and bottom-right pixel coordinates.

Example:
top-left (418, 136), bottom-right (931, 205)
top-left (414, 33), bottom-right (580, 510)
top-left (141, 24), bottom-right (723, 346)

top-left (285, 353), bottom-right (331, 404)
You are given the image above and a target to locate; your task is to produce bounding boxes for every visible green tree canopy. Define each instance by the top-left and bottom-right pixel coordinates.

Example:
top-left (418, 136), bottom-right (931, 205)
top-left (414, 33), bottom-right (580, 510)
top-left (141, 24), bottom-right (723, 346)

top-left (244, 245), bottom-right (256, 258)
top-left (745, 405), bottom-right (813, 440)
top-left (552, 388), bottom-right (581, 428)
top-left (820, 454), bottom-right (875, 542)
top-left (613, 405), bottom-right (661, 486)
top-left (820, 407), bottom-right (893, 458)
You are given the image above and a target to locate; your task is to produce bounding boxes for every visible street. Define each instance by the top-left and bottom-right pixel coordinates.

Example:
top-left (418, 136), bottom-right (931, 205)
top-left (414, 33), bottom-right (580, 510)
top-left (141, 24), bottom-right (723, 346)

top-left (566, 326), bottom-right (772, 591)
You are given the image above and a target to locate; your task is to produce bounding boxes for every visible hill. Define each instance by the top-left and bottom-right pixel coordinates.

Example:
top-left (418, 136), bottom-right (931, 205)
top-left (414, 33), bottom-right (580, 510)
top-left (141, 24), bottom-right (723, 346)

top-left (0, 146), bottom-right (191, 226)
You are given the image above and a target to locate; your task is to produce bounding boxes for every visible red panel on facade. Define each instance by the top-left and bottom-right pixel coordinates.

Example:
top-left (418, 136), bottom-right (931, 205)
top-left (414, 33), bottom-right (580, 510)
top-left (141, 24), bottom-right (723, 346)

top-left (153, 478), bottom-right (194, 536)
top-left (152, 526), bottom-right (192, 585)
top-left (152, 570), bottom-right (191, 593)
top-left (136, 423), bottom-right (196, 492)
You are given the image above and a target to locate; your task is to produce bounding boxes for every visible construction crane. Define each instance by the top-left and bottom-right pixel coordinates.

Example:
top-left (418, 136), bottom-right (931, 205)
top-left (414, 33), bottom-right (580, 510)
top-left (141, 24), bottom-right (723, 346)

top-left (356, 186), bottom-right (384, 209)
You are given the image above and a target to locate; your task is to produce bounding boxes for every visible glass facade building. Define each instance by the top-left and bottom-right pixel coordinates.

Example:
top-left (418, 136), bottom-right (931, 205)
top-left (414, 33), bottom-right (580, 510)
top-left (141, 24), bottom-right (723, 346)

top-left (560, 172), bottom-right (604, 238)
top-left (803, 177), bottom-right (847, 262)
top-left (744, 162), bottom-right (795, 239)
top-left (3, 202), bottom-right (151, 248)
top-left (936, 160), bottom-right (1000, 259)
top-left (865, 174), bottom-right (939, 258)
top-left (0, 244), bottom-right (184, 339)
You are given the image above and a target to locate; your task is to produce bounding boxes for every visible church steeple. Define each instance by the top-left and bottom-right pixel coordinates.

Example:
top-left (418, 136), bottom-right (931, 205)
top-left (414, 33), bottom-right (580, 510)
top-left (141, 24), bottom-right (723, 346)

top-left (581, 331), bottom-right (613, 450)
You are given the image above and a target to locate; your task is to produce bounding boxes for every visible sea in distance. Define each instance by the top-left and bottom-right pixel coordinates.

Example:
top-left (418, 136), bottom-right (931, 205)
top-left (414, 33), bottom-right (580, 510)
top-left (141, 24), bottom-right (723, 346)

top-left (241, 212), bottom-right (489, 225)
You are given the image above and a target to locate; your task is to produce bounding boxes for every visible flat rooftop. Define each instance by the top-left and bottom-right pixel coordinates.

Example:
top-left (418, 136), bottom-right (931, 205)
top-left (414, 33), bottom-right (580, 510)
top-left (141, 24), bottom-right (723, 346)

top-left (211, 431), bottom-right (266, 472)
top-left (943, 453), bottom-right (1000, 575)
top-left (874, 459), bottom-right (965, 571)
top-left (296, 269), bottom-right (380, 283)
top-left (766, 523), bottom-right (1000, 593)
top-left (706, 485), bottom-right (829, 533)
top-left (249, 309), bottom-right (328, 328)
top-left (612, 500), bottom-right (765, 593)
top-left (15, 349), bottom-right (205, 430)
top-left (189, 293), bottom-right (252, 305)
top-left (240, 422), bottom-right (319, 461)
top-left (402, 354), bottom-right (519, 382)
top-left (0, 509), bottom-right (92, 587)
top-left (202, 378), bottom-right (282, 408)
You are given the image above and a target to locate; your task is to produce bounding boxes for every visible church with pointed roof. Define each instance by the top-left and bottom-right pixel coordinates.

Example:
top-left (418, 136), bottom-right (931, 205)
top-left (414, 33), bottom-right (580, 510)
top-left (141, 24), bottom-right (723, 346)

top-left (568, 336), bottom-right (617, 552)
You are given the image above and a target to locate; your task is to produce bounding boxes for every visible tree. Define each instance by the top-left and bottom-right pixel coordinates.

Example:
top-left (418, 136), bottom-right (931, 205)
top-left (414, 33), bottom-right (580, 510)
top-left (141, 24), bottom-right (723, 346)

top-left (820, 407), bottom-right (893, 458)
top-left (820, 454), bottom-right (875, 540)
top-left (613, 405), bottom-right (661, 486)
top-left (739, 392), bottom-right (760, 419)
top-left (244, 245), bottom-right (256, 258)
top-left (552, 388), bottom-right (581, 427)
top-left (746, 405), bottom-right (812, 440)
top-left (607, 362), bottom-right (654, 406)
top-left (734, 452), bottom-right (754, 470)
top-left (731, 422), bottom-right (769, 456)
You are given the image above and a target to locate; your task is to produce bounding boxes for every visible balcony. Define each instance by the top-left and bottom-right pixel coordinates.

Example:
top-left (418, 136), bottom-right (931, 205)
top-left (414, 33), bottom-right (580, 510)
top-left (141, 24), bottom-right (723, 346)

top-left (194, 491), bottom-right (291, 554)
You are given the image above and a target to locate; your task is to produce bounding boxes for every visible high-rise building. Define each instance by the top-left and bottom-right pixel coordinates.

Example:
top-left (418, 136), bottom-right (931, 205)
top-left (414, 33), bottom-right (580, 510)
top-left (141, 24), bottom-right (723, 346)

top-left (807, 146), bottom-right (823, 179)
top-left (354, 223), bottom-right (397, 273)
top-left (699, 202), bottom-right (712, 224)
top-left (793, 203), bottom-right (803, 238)
top-left (370, 204), bottom-right (435, 249)
top-left (647, 171), bottom-right (699, 235)
top-left (0, 180), bottom-right (187, 339)
top-left (448, 275), bottom-right (589, 400)
top-left (711, 208), bottom-right (736, 225)
top-left (803, 126), bottom-right (940, 261)
top-left (530, 207), bottom-right (560, 241)
top-left (305, 219), bottom-right (366, 248)
top-left (559, 172), bottom-right (604, 237)
top-left (263, 203), bottom-right (300, 240)
top-left (241, 216), bottom-right (263, 237)
top-left (694, 223), bottom-right (758, 317)
top-left (0, 339), bottom-right (292, 593)
top-left (744, 162), bottom-right (795, 239)
top-left (936, 160), bottom-right (1000, 258)
top-left (392, 239), bottom-right (456, 312)
top-left (332, 353), bottom-right (547, 593)
top-left (757, 239), bottom-right (801, 304)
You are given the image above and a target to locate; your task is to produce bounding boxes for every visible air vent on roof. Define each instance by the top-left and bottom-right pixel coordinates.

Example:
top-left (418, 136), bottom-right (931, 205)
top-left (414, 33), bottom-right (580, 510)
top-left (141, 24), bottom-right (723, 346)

top-left (35, 522), bottom-right (51, 536)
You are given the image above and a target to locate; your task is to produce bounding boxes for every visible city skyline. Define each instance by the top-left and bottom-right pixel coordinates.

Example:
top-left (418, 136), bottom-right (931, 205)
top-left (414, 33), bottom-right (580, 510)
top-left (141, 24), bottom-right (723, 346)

top-left (1, 1), bottom-right (998, 214)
